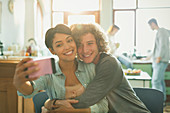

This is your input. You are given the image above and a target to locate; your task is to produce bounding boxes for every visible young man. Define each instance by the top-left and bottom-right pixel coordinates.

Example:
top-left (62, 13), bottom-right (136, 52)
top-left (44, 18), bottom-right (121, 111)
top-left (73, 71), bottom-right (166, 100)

top-left (148, 18), bottom-right (170, 102)
top-left (48, 24), bottom-right (150, 113)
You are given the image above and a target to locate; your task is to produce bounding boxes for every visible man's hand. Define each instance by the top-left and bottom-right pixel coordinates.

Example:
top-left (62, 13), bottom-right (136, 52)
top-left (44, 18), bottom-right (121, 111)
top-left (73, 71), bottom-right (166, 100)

top-left (115, 43), bottom-right (120, 49)
top-left (41, 106), bottom-right (49, 113)
top-left (140, 56), bottom-right (151, 61)
top-left (43, 100), bottom-right (90, 113)
top-left (156, 57), bottom-right (161, 63)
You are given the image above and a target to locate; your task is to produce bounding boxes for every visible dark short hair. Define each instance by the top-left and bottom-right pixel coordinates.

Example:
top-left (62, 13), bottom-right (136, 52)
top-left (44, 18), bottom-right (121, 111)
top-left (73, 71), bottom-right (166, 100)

top-left (107, 25), bottom-right (120, 34)
top-left (113, 25), bottom-right (120, 30)
top-left (45, 24), bottom-right (71, 49)
top-left (148, 18), bottom-right (158, 26)
top-left (71, 23), bottom-right (109, 53)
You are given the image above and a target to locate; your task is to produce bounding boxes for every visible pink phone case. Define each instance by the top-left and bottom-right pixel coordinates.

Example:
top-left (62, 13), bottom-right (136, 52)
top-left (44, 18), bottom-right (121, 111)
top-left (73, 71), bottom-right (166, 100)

top-left (28, 58), bottom-right (56, 78)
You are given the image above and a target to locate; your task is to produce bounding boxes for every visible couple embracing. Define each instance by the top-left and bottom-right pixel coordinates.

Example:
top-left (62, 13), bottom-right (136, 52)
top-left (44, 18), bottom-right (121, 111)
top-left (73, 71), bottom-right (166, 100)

top-left (13, 23), bottom-right (150, 113)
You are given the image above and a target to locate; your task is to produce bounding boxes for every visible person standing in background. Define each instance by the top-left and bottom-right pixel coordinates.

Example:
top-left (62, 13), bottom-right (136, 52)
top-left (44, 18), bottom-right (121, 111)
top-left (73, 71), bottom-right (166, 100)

top-left (107, 25), bottom-right (120, 55)
top-left (148, 18), bottom-right (170, 102)
top-left (107, 25), bottom-right (133, 69)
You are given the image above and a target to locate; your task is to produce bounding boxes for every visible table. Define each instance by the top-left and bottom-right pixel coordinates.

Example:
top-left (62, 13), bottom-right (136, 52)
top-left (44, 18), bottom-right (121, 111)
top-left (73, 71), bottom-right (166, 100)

top-left (125, 71), bottom-right (151, 88)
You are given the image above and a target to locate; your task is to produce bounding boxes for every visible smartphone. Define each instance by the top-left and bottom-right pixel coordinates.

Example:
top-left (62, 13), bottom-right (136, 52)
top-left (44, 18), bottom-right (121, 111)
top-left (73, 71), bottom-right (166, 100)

top-left (28, 58), bottom-right (56, 78)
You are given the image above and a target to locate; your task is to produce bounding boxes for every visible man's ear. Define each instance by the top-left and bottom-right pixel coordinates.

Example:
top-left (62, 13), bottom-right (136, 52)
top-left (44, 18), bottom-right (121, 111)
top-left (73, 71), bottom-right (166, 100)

top-left (49, 48), bottom-right (55, 55)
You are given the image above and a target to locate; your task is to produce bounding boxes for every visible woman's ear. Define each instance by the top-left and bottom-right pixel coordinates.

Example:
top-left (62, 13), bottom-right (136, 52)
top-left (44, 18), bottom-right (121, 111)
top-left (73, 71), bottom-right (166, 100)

top-left (49, 48), bottom-right (55, 55)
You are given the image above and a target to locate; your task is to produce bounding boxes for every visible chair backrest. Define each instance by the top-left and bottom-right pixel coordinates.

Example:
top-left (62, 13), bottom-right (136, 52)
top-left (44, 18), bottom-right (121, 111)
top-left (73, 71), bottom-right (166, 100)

top-left (33, 92), bottom-right (49, 113)
top-left (133, 88), bottom-right (164, 113)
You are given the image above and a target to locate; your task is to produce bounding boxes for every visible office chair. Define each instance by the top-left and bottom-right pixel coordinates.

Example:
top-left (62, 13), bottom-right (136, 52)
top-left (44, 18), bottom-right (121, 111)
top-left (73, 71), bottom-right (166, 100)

top-left (33, 88), bottom-right (163, 113)
top-left (33, 92), bottom-right (49, 113)
top-left (133, 88), bottom-right (164, 113)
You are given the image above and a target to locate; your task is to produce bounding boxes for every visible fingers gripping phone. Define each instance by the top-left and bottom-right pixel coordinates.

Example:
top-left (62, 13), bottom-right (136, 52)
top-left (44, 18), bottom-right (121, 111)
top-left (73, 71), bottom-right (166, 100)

top-left (28, 58), bottom-right (56, 78)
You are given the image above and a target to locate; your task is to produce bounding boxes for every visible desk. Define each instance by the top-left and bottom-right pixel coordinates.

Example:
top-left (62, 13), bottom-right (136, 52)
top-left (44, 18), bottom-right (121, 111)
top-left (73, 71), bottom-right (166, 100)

top-left (125, 71), bottom-right (151, 88)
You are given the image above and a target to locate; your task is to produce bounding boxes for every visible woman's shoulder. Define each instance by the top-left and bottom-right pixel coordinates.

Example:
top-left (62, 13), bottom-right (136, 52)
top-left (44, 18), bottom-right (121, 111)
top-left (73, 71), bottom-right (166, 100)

top-left (77, 60), bottom-right (95, 71)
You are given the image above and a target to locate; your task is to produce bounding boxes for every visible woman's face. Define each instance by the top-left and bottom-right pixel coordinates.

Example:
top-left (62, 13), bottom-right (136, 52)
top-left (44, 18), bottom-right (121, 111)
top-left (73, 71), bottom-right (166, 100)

top-left (50, 33), bottom-right (77, 62)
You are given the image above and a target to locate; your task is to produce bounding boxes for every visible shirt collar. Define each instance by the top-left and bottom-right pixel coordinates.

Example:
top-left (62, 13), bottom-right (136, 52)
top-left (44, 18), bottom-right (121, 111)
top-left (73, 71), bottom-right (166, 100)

top-left (54, 61), bottom-right (63, 76)
top-left (76, 60), bottom-right (85, 72)
top-left (54, 59), bottom-right (85, 76)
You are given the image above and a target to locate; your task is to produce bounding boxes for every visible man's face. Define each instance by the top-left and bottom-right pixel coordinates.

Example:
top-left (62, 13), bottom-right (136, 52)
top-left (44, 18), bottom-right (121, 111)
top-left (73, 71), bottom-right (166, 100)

top-left (77, 33), bottom-right (100, 64)
top-left (149, 22), bottom-right (156, 30)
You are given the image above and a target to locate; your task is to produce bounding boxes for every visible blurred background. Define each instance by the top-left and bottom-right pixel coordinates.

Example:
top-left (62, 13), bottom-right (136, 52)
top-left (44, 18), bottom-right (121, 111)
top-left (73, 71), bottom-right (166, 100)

top-left (0, 0), bottom-right (170, 58)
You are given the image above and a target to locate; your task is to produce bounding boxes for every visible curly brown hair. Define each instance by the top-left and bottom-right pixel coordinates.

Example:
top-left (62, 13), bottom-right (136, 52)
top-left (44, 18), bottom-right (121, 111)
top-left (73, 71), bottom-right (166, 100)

top-left (70, 23), bottom-right (109, 53)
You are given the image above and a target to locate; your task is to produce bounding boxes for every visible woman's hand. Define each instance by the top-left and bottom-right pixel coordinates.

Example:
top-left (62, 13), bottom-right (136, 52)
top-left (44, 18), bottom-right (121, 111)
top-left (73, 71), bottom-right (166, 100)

top-left (53, 99), bottom-right (78, 109)
top-left (13, 58), bottom-right (40, 94)
top-left (44, 99), bottom-right (78, 111)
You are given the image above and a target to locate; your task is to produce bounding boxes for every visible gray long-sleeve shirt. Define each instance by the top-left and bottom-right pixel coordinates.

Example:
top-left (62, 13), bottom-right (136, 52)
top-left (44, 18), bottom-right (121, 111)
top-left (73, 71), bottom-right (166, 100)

top-left (72, 53), bottom-right (150, 113)
top-left (153, 28), bottom-right (170, 62)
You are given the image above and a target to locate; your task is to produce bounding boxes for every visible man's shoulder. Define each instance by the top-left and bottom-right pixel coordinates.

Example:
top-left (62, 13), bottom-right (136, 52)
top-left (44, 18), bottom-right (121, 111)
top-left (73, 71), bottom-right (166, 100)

top-left (99, 53), bottom-right (118, 63)
top-left (158, 28), bottom-right (169, 35)
top-left (98, 53), bottom-right (120, 68)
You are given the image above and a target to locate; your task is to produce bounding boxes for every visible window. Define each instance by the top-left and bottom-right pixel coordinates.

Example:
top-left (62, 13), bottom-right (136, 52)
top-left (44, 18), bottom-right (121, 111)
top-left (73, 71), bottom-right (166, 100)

top-left (52, 0), bottom-right (100, 26)
top-left (138, 0), bottom-right (170, 8)
top-left (53, 0), bottom-right (99, 11)
top-left (68, 15), bottom-right (95, 26)
top-left (113, 0), bottom-right (136, 55)
top-left (114, 11), bottom-right (135, 54)
top-left (113, 0), bottom-right (170, 55)
top-left (113, 0), bottom-right (136, 9)
top-left (53, 12), bottom-right (64, 25)
top-left (136, 8), bottom-right (170, 55)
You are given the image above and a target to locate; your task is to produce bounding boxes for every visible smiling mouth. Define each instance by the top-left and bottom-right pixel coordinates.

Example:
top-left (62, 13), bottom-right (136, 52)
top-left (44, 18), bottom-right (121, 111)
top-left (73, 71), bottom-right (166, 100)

top-left (64, 50), bottom-right (74, 56)
top-left (83, 53), bottom-right (92, 58)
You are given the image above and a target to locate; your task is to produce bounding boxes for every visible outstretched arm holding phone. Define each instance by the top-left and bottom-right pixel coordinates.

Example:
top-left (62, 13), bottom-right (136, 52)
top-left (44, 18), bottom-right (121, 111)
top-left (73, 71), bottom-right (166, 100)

top-left (13, 58), bottom-right (39, 95)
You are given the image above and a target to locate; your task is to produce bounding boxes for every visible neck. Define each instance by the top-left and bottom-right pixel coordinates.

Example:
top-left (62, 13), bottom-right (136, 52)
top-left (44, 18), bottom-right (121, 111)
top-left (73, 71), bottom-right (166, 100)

top-left (155, 26), bottom-right (159, 30)
top-left (59, 60), bottom-right (77, 72)
top-left (93, 53), bottom-right (101, 64)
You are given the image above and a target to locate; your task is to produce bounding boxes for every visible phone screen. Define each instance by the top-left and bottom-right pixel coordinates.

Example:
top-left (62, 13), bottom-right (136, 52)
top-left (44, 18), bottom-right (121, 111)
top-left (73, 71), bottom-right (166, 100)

top-left (28, 58), bottom-right (56, 78)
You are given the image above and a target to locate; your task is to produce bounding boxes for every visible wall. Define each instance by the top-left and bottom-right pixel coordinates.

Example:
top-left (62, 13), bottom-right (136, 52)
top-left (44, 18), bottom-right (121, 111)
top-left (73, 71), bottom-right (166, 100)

top-left (100, 0), bottom-right (113, 31)
top-left (0, 0), bottom-right (25, 50)
top-left (0, 0), bottom-right (111, 53)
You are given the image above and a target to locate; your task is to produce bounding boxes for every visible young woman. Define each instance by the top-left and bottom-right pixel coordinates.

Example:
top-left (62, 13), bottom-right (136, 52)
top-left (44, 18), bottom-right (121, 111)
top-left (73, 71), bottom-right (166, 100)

top-left (13, 24), bottom-right (108, 113)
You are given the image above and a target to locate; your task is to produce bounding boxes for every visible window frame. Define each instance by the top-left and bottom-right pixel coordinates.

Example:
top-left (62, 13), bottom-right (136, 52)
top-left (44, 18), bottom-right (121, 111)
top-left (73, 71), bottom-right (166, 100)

top-left (51, 0), bottom-right (100, 26)
top-left (113, 0), bottom-right (170, 55)
top-left (113, 9), bottom-right (137, 46)
top-left (37, 2), bottom-right (43, 39)
top-left (52, 11), bottom-right (100, 26)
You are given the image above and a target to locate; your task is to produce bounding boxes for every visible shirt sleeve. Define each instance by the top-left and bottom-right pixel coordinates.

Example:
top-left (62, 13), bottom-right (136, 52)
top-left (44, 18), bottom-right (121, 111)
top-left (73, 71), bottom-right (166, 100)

top-left (72, 56), bottom-right (123, 108)
top-left (90, 97), bottom-right (108, 113)
top-left (167, 30), bottom-right (170, 36)
top-left (157, 30), bottom-right (167, 58)
top-left (17, 75), bottom-right (48, 98)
